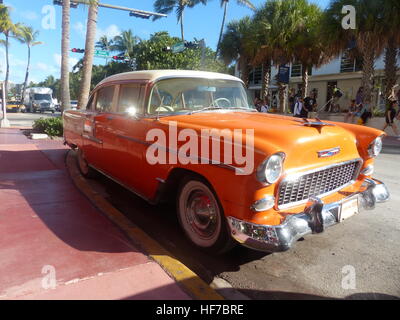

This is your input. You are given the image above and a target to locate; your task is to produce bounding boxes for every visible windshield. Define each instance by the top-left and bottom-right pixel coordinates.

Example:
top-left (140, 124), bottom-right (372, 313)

top-left (147, 78), bottom-right (255, 115)
top-left (34, 94), bottom-right (51, 101)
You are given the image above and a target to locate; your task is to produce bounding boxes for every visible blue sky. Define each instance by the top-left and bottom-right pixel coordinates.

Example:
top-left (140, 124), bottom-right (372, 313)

top-left (1, 0), bottom-right (329, 84)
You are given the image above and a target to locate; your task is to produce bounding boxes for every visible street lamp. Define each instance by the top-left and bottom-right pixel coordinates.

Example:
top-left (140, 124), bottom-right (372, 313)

top-left (0, 82), bottom-right (10, 128)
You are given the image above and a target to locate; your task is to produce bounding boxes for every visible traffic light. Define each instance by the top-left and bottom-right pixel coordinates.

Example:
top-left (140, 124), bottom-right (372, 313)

top-left (113, 56), bottom-right (125, 61)
top-left (71, 48), bottom-right (85, 53)
top-left (53, 0), bottom-right (78, 8)
top-left (129, 11), bottom-right (151, 19)
top-left (162, 47), bottom-right (171, 52)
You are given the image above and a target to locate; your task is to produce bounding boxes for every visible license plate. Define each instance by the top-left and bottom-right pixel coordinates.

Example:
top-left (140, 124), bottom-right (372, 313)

top-left (340, 198), bottom-right (359, 222)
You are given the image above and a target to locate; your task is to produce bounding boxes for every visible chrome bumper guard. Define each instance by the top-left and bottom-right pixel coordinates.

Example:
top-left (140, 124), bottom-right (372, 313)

top-left (227, 179), bottom-right (390, 253)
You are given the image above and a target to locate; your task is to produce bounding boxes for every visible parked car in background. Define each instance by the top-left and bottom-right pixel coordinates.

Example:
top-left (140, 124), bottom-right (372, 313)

top-left (6, 101), bottom-right (25, 113)
top-left (63, 70), bottom-right (390, 254)
top-left (70, 100), bottom-right (78, 110)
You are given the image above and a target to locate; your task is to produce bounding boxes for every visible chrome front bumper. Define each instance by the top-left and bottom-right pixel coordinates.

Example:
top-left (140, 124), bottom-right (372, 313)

top-left (227, 179), bottom-right (390, 253)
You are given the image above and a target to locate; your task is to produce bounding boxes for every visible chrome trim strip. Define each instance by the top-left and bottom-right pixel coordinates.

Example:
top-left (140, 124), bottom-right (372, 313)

top-left (277, 158), bottom-right (363, 210)
top-left (88, 164), bottom-right (153, 204)
top-left (116, 134), bottom-right (151, 146)
top-left (82, 134), bottom-right (103, 145)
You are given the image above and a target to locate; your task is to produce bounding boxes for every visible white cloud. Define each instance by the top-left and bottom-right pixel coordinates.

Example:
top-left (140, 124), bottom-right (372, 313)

top-left (73, 21), bottom-right (86, 38)
top-left (96, 24), bottom-right (121, 41)
top-left (20, 10), bottom-right (39, 21)
top-left (35, 62), bottom-right (58, 74)
top-left (53, 53), bottom-right (79, 72)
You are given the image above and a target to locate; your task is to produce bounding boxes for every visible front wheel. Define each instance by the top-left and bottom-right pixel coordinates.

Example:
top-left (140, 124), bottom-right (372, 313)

top-left (177, 177), bottom-right (236, 255)
top-left (76, 149), bottom-right (98, 179)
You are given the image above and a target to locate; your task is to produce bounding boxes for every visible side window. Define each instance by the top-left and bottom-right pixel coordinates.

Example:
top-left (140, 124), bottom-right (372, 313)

top-left (118, 84), bottom-right (141, 113)
top-left (86, 94), bottom-right (96, 111)
top-left (96, 86), bottom-right (115, 112)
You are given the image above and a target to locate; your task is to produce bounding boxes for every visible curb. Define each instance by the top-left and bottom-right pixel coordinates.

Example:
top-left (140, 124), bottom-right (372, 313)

top-left (66, 150), bottom-right (224, 300)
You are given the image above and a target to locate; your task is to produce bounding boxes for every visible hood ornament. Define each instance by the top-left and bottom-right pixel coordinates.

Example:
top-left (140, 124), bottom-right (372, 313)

top-left (302, 118), bottom-right (335, 127)
top-left (318, 147), bottom-right (341, 158)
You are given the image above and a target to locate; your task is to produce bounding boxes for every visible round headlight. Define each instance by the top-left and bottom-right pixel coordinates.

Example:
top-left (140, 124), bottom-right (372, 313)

top-left (368, 136), bottom-right (383, 158)
top-left (256, 153), bottom-right (285, 184)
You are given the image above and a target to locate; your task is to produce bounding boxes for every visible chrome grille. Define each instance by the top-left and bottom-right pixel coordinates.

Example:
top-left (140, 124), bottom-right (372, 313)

top-left (278, 160), bottom-right (361, 208)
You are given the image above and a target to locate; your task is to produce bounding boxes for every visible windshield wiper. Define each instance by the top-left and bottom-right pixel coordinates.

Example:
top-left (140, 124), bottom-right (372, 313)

top-left (229, 107), bottom-right (258, 112)
top-left (189, 106), bottom-right (224, 115)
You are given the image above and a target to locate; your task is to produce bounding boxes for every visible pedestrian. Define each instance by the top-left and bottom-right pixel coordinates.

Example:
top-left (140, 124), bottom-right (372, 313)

top-left (382, 100), bottom-right (400, 139)
top-left (344, 99), bottom-right (357, 123)
top-left (293, 97), bottom-right (308, 118)
top-left (355, 87), bottom-right (363, 106)
top-left (358, 104), bottom-right (372, 125)
top-left (254, 97), bottom-right (262, 112)
top-left (260, 97), bottom-right (270, 113)
top-left (304, 93), bottom-right (316, 114)
top-left (289, 89), bottom-right (296, 114)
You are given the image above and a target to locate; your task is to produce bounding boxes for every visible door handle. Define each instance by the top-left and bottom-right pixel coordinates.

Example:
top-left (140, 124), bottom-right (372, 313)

top-left (106, 116), bottom-right (114, 121)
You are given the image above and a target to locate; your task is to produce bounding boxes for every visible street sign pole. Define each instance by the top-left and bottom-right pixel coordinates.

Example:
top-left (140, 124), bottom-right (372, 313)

top-left (0, 82), bottom-right (10, 128)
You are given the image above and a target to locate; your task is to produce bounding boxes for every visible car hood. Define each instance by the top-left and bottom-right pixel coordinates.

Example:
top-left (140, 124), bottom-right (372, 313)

top-left (159, 111), bottom-right (363, 172)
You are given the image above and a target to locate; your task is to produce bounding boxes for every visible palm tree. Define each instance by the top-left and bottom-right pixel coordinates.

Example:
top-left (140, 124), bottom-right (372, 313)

top-left (215, 0), bottom-right (255, 60)
top-left (219, 16), bottom-right (257, 88)
top-left (252, 0), bottom-right (328, 107)
top-left (96, 35), bottom-right (113, 51)
top-left (0, 4), bottom-right (17, 97)
top-left (153, 0), bottom-right (207, 41)
top-left (61, 0), bottom-right (71, 111)
top-left (78, 0), bottom-right (98, 110)
top-left (382, 0), bottom-right (400, 101)
top-left (16, 25), bottom-right (42, 105)
top-left (323, 0), bottom-right (387, 107)
top-left (111, 30), bottom-right (139, 58)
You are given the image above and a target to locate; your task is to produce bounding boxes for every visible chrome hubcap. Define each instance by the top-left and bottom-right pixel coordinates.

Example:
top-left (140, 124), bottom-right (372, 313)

top-left (186, 190), bottom-right (218, 239)
top-left (78, 150), bottom-right (88, 174)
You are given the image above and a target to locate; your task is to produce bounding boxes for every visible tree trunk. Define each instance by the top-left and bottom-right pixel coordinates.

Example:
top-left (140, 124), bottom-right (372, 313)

top-left (360, 35), bottom-right (375, 108)
top-left (278, 82), bottom-right (286, 113)
top-left (180, 6), bottom-right (185, 41)
top-left (21, 45), bottom-right (31, 105)
top-left (215, 0), bottom-right (228, 61)
top-left (5, 33), bottom-right (9, 98)
top-left (61, 0), bottom-right (71, 112)
top-left (240, 58), bottom-right (250, 89)
top-left (384, 41), bottom-right (398, 101)
top-left (78, 3), bottom-right (98, 110)
top-left (301, 64), bottom-right (309, 99)
top-left (261, 60), bottom-right (271, 99)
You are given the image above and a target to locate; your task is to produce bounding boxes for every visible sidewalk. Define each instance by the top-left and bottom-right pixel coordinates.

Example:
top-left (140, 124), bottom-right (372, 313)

top-left (0, 128), bottom-right (190, 300)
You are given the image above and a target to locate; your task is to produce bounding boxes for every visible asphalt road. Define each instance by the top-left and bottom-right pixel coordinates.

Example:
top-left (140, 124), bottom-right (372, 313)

top-left (85, 145), bottom-right (400, 300)
top-left (2, 111), bottom-right (61, 128)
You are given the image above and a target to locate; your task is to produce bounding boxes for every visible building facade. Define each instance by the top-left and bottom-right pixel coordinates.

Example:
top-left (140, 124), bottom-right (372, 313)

top-left (238, 51), bottom-right (400, 112)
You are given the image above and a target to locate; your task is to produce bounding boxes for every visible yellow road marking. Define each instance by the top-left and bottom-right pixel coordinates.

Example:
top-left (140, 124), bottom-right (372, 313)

top-left (66, 150), bottom-right (223, 300)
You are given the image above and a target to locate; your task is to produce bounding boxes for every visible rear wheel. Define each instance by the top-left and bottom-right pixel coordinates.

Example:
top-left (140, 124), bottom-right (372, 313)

top-left (76, 149), bottom-right (98, 179)
top-left (177, 176), bottom-right (236, 255)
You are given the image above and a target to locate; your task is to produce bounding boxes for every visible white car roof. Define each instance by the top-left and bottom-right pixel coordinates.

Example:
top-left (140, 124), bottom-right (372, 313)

top-left (95, 70), bottom-right (243, 89)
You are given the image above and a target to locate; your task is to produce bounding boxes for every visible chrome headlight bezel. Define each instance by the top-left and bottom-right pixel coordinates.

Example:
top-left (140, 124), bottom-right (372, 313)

top-left (368, 136), bottom-right (383, 158)
top-left (256, 152), bottom-right (286, 184)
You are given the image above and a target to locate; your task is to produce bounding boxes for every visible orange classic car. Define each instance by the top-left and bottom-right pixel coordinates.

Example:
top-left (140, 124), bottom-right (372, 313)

top-left (63, 70), bottom-right (390, 254)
